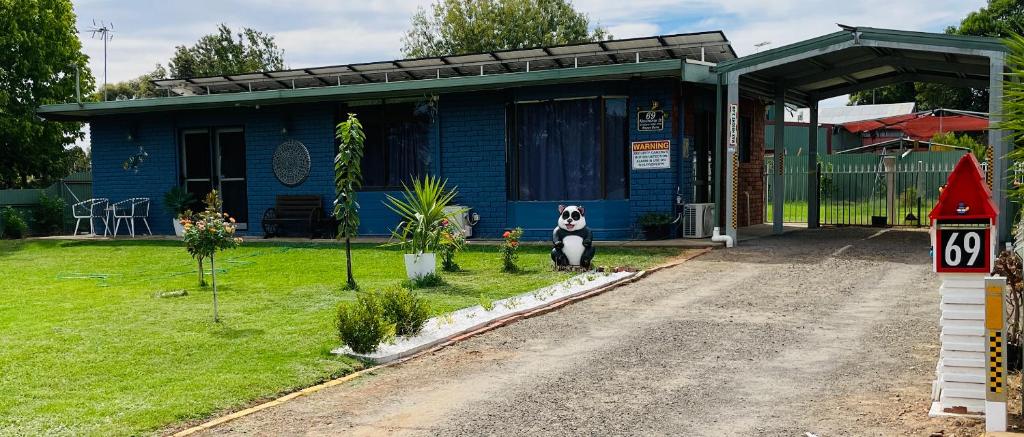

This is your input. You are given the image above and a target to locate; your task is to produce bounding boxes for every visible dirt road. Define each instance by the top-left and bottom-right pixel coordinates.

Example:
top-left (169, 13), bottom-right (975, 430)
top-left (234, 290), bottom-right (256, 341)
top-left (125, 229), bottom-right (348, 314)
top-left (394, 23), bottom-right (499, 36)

top-left (199, 227), bottom-right (983, 436)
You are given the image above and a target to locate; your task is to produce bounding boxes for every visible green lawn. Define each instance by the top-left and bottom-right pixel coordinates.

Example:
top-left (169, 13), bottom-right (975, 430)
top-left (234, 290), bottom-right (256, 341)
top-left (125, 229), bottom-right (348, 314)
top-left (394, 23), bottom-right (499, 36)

top-left (765, 201), bottom-right (929, 226)
top-left (0, 239), bottom-right (680, 436)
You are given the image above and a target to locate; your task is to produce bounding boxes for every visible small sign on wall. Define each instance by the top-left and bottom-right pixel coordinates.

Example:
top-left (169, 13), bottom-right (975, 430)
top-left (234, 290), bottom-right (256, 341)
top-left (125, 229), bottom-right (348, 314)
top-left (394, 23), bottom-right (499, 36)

top-left (727, 103), bottom-right (739, 154)
top-left (631, 140), bottom-right (671, 170)
top-left (637, 110), bottom-right (665, 132)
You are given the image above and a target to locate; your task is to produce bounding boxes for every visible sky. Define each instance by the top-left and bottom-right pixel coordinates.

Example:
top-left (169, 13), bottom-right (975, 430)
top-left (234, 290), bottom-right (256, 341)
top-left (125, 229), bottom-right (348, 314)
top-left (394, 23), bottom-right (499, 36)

top-left (70, 0), bottom-right (988, 147)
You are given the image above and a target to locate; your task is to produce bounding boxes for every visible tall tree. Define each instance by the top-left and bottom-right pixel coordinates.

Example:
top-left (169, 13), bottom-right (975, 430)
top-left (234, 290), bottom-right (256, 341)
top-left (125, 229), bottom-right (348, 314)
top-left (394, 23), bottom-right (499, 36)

top-left (401, 0), bottom-right (609, 58)
top-left (850, 0), bottom-right (1023, 111)
top-left (335, 113), bottom-right (366, 290)
top-left (168, 24), bottom-right (285, 79)
top-left (0, 0), bottom-right (95, 189)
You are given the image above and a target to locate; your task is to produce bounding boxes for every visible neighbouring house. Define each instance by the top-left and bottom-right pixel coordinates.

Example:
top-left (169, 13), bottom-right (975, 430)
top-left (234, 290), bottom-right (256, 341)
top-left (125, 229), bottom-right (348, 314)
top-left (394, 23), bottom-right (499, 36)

top-left (36, 32), bottom-right (767, 240)
top-left (838, 108), bottom-right (989, 150)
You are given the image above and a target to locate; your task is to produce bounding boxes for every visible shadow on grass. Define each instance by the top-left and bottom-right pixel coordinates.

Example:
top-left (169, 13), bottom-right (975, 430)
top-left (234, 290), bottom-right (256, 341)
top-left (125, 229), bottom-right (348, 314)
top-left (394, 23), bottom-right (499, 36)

top-left (211, 325), bottom-right (266, 339)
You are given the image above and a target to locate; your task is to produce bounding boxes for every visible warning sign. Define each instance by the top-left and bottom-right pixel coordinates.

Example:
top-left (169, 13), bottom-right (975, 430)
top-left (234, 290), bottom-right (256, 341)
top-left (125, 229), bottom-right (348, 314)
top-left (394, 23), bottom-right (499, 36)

top-left (631, 140), bottom-right (671, 170)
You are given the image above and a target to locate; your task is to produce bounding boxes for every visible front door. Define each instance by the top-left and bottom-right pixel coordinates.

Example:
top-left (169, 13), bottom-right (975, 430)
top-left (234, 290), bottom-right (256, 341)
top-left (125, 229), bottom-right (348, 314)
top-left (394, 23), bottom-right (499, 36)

top-left (180, 128), bottom-right (248, 229)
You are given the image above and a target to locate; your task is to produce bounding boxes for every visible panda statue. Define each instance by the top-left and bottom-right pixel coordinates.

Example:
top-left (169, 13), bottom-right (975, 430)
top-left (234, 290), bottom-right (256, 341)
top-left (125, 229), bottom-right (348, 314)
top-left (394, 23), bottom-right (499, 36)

top-left (551, 205), bottom-right (595, 269)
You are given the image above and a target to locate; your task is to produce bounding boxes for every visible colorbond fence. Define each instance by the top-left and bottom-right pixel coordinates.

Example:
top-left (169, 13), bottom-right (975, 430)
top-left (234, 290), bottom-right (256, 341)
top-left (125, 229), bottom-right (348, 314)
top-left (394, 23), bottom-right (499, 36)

top-left (0, 172), bottom-right (92, 234)
top-left (765, 151), bottom-right (965, 226)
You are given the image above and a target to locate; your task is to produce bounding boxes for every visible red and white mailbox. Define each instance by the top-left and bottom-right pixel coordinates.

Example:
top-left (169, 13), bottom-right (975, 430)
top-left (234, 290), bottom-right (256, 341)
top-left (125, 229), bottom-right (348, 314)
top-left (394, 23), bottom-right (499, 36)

top-left (928, 153), bottom-right (1002, 424)
top-left (930, 153), bottom-right (998, 274)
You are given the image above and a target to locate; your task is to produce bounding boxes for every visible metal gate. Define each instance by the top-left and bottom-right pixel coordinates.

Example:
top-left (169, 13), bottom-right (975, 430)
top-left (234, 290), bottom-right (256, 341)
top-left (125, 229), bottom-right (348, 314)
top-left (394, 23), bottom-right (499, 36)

top-left (765, 152), bottom-right (963, 226)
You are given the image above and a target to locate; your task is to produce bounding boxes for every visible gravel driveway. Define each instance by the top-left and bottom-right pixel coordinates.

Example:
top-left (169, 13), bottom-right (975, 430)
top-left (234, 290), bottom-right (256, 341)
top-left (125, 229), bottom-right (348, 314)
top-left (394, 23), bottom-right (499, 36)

top-left (197, 227), bottom-right (982, 436)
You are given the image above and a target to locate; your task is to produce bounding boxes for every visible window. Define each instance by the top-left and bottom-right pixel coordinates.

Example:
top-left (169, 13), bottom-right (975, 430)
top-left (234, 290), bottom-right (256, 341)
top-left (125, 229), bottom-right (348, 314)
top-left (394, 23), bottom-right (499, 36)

top-left (511, 97), bottom-right (628, 201)
top-left (350, 102), bottom-right (432, 189)
top-left (739, 115), bottom-right (752, 163)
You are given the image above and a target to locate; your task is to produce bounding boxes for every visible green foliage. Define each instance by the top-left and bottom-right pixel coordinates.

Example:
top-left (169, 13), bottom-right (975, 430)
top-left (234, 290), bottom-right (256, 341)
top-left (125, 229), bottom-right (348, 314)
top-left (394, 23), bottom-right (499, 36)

top-left (92, 65), bottom-right (167, 101)
top-left (438, 218), bottom-right (466, 271)
top-left (336, 291), bottom-right (396, 354)
top-left (163, 186), bottom-right (197, 218)
top-left (402, 0), bottom-right (609, 58)
top-left (335, 113), bottom-right (366, 290)
top-left (168, 24), bottom-right (285, 79)
top-left (0, 207), bottom-right (28, 239)
top-left (181, 191), bottom-right (242, 294)
top-left (34, 193), bottom-right (65, 235)
top-left (930, 132), bottom-right (987, 161)
top-left (478, 293), bottom-right (495, 311)
top-left (638, 212), bottom-right (672, 226)
top-left (384, 176), bottom-right (461, 254)
top-left (379, 287), bottom-right (432, 337)
top-left (500, 228), bottom-right (524, 272)
top-left (0, 0), bottom-right (96, 189)
top-left (404, 272), bottom-right (447, 289)
top-left (1002, 33), bottom-right (1024, 203)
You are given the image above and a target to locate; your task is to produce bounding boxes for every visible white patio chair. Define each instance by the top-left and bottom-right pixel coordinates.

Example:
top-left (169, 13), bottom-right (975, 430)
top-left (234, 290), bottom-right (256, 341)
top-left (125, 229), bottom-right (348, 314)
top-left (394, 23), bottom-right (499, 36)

top-left (111, 198), bottom-right (152, 237)
top-left (71, 198), bottom-right (109, 236)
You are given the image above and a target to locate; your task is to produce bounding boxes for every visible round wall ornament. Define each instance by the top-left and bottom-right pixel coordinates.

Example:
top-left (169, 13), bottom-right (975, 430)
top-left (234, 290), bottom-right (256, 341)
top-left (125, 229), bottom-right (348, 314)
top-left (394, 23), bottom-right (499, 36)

top-left (273, 139), bottom-right (311, 186)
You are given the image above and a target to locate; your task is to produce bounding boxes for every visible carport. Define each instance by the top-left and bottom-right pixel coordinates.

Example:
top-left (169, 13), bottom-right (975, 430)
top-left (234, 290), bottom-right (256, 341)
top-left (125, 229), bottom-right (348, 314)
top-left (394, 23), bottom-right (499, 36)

top-left (712, 26), bottom-right (1010, 243)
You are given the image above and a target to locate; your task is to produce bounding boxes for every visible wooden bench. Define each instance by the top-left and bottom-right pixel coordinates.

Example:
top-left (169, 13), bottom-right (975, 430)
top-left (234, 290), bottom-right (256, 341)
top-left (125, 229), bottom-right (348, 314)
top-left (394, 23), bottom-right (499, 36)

top-left (261, 195), bottom-right (336, 238)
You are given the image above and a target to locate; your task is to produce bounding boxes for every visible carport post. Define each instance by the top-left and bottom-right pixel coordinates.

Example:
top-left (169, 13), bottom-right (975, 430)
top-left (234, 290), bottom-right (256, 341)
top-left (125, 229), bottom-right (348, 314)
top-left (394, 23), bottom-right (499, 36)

top-left (988, 52), bottom-right (1010, 243)
top-left (723, 73), bottom-right (739, 243)
top-left (773, 87), bottom-right (785, 235)
top-left (807, 99), bottom-right (820, 228)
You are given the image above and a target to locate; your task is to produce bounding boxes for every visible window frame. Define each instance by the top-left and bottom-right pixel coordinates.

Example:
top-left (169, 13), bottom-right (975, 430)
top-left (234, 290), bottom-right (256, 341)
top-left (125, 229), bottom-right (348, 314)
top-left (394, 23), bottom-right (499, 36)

top-left (508, 95), bottom-right (630, 201)
top-left (338, 102), bottom-right (432, 191)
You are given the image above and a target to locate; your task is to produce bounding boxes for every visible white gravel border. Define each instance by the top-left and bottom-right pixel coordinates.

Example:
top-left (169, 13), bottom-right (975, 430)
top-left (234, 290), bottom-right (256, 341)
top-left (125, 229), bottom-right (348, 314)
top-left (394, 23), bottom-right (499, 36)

top-left (333, 270), bottom-right (639, 363)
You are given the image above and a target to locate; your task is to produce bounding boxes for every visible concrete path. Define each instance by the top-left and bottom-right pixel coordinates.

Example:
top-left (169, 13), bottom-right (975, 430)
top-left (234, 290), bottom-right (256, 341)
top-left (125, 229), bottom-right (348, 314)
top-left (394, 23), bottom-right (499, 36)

top-left (198, 227), bottom-right (964, 436)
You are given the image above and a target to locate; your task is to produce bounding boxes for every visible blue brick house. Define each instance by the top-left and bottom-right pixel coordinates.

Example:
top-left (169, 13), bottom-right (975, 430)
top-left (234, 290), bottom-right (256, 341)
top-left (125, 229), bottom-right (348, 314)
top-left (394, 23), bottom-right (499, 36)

top-left (39, 32), bottom-right (763, 240)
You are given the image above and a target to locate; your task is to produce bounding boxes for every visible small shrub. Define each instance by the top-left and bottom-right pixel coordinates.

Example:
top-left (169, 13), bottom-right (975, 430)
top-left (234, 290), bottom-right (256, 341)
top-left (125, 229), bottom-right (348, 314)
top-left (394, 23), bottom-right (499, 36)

top-left (500, 228), bottom-right (523, 272)
top-left (337, 291), bottom-right (395, 354)
top-left (478, 293), bottom-right (494, 311)
top-left (0, 207), bottom-right (28, 239)
top-left (379, 287), bottom-right (431, 337)
top-left (438, 218), bottom-right (466, 271)
top-left (404, 272), bottom-right (446, 289)
top-left (34, 193), bottom-right (66, 235)
top-left (637, 212), bottom-right (672, 227)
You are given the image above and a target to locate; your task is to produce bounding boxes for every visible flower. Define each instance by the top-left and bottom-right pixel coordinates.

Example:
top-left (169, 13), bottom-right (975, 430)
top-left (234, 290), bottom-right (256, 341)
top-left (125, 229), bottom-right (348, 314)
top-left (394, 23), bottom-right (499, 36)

top-left (229, 217), bottom-right (236, 223)
top-left (441, 219), bottom-right (449, 227)
top-left (510, 241), bottom-right (518, 247)
top-left (503, 231), bottom-right (511, 239)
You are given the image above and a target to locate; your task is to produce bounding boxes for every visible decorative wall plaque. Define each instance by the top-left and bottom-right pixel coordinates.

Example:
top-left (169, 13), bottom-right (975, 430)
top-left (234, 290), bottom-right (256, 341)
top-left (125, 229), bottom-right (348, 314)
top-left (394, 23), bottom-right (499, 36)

top-left (272, 139), bottom-right (311, 186)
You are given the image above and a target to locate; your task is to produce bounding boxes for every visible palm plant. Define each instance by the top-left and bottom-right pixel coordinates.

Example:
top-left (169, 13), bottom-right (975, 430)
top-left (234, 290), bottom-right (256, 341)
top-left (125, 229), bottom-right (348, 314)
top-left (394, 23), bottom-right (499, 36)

top-left (1002, 33), bottom-right (1024, 203)
top-left (335, 113), bottom-right (366, 290)
top-left (384, 175), bottom-right (461, 255)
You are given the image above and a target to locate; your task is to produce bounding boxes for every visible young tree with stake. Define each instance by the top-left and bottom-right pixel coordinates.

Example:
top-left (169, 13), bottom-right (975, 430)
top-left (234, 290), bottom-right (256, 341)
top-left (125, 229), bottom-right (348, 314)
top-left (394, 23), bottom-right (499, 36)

top-left (335, 114), bottom-right (365, 290)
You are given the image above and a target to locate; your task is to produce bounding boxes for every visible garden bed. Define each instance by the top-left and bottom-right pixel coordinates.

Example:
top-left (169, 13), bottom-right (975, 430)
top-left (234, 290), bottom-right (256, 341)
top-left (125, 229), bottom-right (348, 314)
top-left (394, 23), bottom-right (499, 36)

top-left (335, 270), bottom-right (637, 363)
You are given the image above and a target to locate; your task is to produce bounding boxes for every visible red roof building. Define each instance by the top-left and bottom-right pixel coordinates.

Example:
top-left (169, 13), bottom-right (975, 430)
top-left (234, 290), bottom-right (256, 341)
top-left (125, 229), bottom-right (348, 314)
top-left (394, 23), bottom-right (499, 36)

top-left (841, 109), bottom-right (989, 147)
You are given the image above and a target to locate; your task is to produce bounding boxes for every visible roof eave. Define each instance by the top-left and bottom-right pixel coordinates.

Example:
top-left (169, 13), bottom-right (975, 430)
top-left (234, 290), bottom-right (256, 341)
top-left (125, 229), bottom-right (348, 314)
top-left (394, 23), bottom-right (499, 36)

top-left (38, 60), bottom-right (685, 121)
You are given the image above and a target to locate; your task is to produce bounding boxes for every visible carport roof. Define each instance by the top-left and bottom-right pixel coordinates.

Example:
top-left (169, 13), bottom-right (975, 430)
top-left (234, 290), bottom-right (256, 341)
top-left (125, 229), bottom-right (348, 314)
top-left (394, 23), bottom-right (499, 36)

top-left (714, 27), bottom-right (1008, 106)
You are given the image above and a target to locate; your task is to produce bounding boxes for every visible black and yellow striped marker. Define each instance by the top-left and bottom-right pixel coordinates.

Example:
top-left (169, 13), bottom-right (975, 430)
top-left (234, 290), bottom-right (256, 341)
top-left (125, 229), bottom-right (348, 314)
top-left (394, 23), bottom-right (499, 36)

top-left (986, 277), bottom-right (1007, 403)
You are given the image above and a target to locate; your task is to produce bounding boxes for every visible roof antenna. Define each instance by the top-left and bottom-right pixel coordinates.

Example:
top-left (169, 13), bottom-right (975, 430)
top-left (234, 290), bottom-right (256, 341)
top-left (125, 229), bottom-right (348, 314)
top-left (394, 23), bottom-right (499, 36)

top-left (85, 20), bottom-right (114, 101)
top-left (754, 41), bottom-right (771, 53)
top-left (837, 24), bottom-right (861, 44)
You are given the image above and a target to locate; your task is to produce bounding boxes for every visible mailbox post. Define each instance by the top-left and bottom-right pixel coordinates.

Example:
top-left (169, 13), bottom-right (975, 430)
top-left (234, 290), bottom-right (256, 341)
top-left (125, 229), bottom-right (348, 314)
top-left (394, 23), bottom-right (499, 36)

top-left (928, 154), bottom-right (1000, 422)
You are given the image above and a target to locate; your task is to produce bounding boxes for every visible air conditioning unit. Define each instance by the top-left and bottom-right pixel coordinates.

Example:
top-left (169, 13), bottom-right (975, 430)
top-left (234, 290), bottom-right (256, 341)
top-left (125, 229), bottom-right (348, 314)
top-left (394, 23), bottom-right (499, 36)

top-left (443, 205), bottom-right (477, 238)
top-left (682, 203), bottom-right (715, 239)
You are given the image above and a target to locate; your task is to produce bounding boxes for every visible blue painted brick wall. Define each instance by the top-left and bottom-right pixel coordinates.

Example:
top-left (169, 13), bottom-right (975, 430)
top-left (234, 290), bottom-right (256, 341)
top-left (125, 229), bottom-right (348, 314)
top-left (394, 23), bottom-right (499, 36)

top-left (628, 79), bottom-right (682, 238)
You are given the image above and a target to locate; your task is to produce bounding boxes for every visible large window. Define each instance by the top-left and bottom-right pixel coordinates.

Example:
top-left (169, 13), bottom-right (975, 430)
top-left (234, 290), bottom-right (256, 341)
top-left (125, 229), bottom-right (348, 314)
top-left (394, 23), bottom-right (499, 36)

top-left (511, 97), bottom-right (628, 201)
top-left (350, 102), bottom-right (432, 189)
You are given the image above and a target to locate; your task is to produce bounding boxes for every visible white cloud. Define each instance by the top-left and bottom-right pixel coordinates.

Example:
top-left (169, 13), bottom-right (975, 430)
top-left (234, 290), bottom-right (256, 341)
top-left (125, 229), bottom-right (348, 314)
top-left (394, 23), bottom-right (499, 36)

top-left (607, 22), bottom-right (662, 39)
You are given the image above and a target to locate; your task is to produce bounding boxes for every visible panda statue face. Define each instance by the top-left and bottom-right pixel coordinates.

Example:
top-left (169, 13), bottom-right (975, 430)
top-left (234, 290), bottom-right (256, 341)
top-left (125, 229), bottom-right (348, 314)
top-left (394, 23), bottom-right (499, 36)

top-left (558, 205), bottom-right (587, 232)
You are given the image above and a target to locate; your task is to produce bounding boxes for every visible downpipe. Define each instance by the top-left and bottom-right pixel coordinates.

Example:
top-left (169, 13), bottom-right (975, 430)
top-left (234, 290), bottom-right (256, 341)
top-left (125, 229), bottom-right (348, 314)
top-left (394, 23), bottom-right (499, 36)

top-left (711, 227), bottom-right (734, 248)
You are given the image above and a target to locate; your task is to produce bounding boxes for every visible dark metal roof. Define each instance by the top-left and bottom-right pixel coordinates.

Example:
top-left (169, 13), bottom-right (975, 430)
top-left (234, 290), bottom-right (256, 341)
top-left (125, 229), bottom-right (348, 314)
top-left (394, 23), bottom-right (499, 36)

top-left (714, 26), bottom-right (1007, 106)
top-left (153, 31), bottom-right (736, 96)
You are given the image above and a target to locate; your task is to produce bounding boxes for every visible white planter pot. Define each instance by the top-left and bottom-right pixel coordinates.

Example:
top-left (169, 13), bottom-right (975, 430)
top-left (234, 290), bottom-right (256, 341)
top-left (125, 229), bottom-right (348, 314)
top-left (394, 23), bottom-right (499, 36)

top-left (404, 253), bottom-right (436, 279)
top-left (172, 219), bottom-right (184, 237)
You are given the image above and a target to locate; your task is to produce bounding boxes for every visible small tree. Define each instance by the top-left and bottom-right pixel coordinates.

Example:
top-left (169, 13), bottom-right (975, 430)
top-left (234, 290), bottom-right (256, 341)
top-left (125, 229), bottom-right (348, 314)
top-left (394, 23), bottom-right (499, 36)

top-left (181, 191), bottom-right (242, 322)
top-left (335, 113), bottom-right (366, 290)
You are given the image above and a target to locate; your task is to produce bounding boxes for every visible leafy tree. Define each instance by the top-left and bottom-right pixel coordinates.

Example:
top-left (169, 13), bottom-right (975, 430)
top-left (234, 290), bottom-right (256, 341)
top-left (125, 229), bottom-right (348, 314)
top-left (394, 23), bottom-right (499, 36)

top-left (0, 0), bottom-right (95, 189)
top-left (168, 24), bottom-right (285, 79)
top-left (92, 65), bottom-right (167, 101)
top-left (401, 0), bottom-right (609, 58)
top-left (851, 0), bottom-right (1023, 111)
top-left (335, 113), bottom-right (366, 290)
top-left (930, 131), bottom-right (986, 161)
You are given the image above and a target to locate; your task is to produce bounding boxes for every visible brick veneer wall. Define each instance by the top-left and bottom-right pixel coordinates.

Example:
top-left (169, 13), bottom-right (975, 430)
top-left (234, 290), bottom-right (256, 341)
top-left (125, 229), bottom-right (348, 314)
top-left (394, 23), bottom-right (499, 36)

top-left (736, 99), bottom-right (766, 227)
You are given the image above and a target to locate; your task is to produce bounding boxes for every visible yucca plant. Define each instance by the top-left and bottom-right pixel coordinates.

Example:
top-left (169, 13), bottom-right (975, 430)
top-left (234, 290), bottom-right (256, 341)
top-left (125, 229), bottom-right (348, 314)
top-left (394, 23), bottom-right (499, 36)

top-left (1002, 33), bottom-right (1024, 204)
top-left (384, 175), bottom-right (462, 255)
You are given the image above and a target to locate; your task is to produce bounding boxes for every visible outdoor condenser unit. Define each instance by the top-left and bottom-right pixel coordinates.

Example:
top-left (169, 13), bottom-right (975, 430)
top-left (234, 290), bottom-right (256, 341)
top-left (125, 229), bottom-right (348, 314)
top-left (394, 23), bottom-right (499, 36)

top-left (443, 205), bottom-right (477, 238)
top-left (682, 203), bottom-right (715, 239)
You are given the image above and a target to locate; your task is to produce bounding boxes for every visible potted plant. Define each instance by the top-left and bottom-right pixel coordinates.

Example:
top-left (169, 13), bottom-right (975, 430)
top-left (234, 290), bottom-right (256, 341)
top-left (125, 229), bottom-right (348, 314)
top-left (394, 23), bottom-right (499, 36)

top-left (164, 186), bottom-right (196, 237)
top-left (638, 212), bottom-right (673, 240)
top-left (384, 176), bottom-right (462, 279)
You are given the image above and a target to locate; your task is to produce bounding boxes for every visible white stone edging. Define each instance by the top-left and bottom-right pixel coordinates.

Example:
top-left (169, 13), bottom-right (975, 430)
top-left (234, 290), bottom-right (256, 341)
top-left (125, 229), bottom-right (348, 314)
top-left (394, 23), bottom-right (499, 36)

top-left (333, 270), bottom-right (639, 363)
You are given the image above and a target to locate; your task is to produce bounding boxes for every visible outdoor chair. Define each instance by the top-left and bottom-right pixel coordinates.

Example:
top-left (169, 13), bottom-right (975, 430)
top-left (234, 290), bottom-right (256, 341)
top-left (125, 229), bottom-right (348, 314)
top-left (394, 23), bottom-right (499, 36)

top-left (71, 198), bottom-right (110, 236)
top-left (111, 198), bottom-right (152, 237)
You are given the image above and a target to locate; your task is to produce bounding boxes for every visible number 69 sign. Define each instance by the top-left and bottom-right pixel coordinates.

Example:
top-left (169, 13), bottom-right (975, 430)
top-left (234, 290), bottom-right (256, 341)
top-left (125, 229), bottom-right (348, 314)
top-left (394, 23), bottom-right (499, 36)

top-left (936, 225), bottom-right (991, 273)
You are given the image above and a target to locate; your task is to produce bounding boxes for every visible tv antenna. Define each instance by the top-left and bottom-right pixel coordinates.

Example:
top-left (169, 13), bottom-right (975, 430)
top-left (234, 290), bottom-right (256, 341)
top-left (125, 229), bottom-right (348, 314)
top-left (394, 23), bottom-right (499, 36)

top-left (754, 41), bottom-right (772, 53)
top-left (86, 20), bottom-right (114, 101)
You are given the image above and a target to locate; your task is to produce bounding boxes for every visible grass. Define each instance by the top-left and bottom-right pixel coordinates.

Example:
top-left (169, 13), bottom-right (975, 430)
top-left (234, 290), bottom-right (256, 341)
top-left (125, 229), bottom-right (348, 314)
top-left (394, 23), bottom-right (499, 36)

top-left (765, 200), bottom-right (930, 227)
top-left (0, 239), bottom-right (679, 436)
